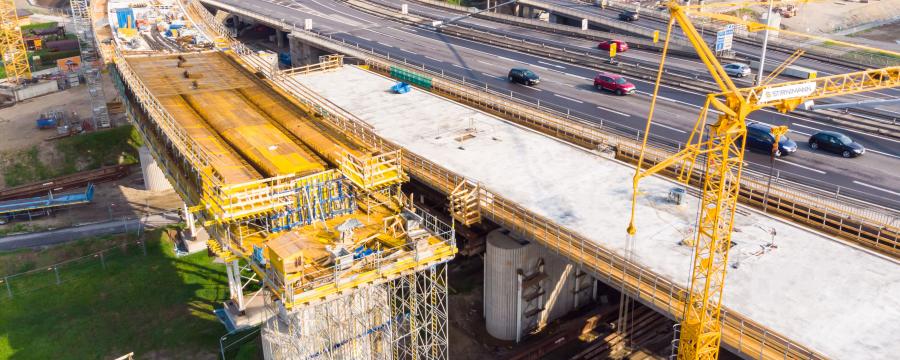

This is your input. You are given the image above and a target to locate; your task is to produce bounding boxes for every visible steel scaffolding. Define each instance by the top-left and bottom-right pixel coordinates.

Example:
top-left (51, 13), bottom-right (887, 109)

top-left (71, 0), bottom-right (110, 128)
top-left (261, 265), bottom-right (449, 360)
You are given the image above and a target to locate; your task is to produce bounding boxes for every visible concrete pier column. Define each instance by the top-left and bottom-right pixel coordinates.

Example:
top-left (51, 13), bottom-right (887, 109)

top-left (275, 29), bottom-right (285, 48)
top-left (288, 33), bottom-right (326, 66)
top-left (182, 202), bottom-right (196, 239)
top-left (138, 145), bottom-right (173, 192)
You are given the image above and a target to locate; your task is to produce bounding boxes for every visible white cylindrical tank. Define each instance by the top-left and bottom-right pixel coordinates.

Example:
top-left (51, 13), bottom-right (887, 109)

top-left (484, 228), bottom-right (534, 341)
top-left (139, 145), bottom-right (173, 192)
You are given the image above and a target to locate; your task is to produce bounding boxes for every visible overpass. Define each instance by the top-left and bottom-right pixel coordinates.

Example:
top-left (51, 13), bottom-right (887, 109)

top-left (98, 0), bottom-right (899, 359)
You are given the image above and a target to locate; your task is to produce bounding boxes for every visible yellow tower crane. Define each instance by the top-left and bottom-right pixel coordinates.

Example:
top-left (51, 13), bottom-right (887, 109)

top-left (0, 0), bottom-right (31, 83)
top-left (625, 1), bottom-right (900, 360)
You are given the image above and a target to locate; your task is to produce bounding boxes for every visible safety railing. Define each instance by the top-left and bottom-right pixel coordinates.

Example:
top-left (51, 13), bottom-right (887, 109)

top-left (287, 28), bottom-right (900, 259)
top-left (263, 57), bottom-right (823, 359)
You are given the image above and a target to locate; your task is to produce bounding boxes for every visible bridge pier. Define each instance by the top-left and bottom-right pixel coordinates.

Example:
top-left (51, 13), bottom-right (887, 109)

top-left (289, 33), bottom-right (327, 66)
top-left (138, 145), bottom-right (173, 192)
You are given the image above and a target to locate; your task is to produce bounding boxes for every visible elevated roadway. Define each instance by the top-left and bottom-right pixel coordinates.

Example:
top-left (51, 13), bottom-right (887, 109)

top-left (202, 0), bottom-right (900, 209)
top-left (108, 0), bottom-right (900, 359)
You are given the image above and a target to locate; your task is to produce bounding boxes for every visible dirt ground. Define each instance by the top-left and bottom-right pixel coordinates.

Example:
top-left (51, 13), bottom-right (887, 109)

top-left (0, 167), bottom-right (184, 233)
top-left (772, 0), bottom-right (900, 35)
top-left (848, 20), bottom-right (900, 43)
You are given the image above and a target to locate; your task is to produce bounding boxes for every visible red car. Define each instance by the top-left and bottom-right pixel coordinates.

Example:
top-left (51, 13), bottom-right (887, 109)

top-left (594, 72), bottom-right (636, 95)
top-left (597, 40), bottom-right (629, 53)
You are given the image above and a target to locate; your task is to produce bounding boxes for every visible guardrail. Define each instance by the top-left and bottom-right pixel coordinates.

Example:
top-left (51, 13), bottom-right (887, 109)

top-left (583, 0), bottom-right (900, 69)
top-left (174, 4), bottom-right (887, 357)
top-left (349, 0), bottom-right (899, 138)
top-left (286, 28), bottom-right (899, 260)
top-left (232, 44), bottom-right (828, 360)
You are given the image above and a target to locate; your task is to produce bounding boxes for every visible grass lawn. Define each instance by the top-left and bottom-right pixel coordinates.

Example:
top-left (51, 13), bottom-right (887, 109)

top-left (1, 125), bottom-right (143, 187)
top-left (0, 229), bottom-right (260, 359)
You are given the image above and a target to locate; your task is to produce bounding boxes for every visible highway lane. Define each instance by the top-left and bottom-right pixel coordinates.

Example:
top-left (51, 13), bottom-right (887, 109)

top-left (528, 0), bottom-right (900, 110)
top-left (396, 0), bottom-right (900, 114)
top-left (207, 0), bottom-right (900, 207)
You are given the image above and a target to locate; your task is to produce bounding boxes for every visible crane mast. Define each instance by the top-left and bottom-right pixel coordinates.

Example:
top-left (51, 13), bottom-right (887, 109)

top-left (626, 2), bottom-right (900, 360)
top-left (0, 0), bottom-right (31, 83)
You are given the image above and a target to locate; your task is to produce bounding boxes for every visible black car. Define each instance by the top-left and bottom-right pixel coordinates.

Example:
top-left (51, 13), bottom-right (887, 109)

top-left (808, 131), bottom-right (865, 158)
top-left (619, 10), bottom-right (640, 22)
top-left (745, 122), bottom-right (798, 157)
top-left (508, 68), bottom-right (540, 86)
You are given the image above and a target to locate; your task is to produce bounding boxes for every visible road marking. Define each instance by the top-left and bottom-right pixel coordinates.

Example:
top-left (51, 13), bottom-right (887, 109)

top-left (566, 73), bottom-right (590, 80)
top-left (790, 130), bottom-right (811, 137)
top-left (424, 55), bottom-right (440, 61)
top-left (538, 60), bottom-right (566, 69)
top-left (867, 149), bottom-right (900, 160)
top-left (775, 159), bottom-right (826, 174)
top-left (480, 72), bottom-right (496, 78)
top-left (357, 36), bottom-right (371, 41)
top-left (596, 105), bottom-right (631, 117)
top-left (554, 93), bottom-right (583, 103)
top-left (526, 87), bottom-right (543, 92)
top-left (853, 181), bottom-right (900, 197)
top-left (451, 63), bottom-right (467, 69)
top-left (790, 123), bottom-right (821, 132)
top-left (763, 109), bottom-right (900, 144)
top-left (396, 48), bottom-right (415, 53)
top-left (497, 56), bottom-right (515, 62)
top-left (528, 64), bottom-right (548, 70)
top-left (652, 122), bottom-right (687, 133)
top-left (477, 59), bottom-right (501, 67)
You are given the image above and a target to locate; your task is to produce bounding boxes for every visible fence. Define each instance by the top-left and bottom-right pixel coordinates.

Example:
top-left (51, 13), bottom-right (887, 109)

top-left (0, 237), bottom-right (148, 301)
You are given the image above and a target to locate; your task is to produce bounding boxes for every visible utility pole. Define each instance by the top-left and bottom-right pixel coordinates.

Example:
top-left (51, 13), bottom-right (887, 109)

top-left (756, 0), bottom-right (775, 85)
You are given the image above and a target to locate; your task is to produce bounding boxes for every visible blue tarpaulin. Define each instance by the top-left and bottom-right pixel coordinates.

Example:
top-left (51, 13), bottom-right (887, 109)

top-left (115, 8), bottom-right (135, 29)
top-left (391, 82), bottom-right (411, 94)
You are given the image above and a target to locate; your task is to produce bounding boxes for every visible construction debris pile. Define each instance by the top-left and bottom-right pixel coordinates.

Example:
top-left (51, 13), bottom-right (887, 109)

top-left (108, 0), bottom-right (211, 52)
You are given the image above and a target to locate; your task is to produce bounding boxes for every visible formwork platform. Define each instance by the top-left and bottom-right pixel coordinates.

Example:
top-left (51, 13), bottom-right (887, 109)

top-left (127, 53), bottom-right (325, 180)
top-left (290, 65), bottom-right (900, 359)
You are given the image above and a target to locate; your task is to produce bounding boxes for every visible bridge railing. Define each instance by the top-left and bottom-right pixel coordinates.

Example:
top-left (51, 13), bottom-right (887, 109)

top-left (284, 28), bottom-right (899, 259)
top-left (236, 55), bottom-right (825, 359)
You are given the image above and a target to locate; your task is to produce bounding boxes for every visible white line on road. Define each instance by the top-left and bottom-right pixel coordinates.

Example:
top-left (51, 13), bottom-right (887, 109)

top-left (790, 123), bottom-right (821, 132)
top-left (477, 59), bottom-right (500, 66)
top-left (396, 48), bottom-right (415, 54)
top-left (424, 55), bottom-right (440, 61)
top-left (480, 72), bottom-right (496, 78)
top-left (867, 149), bottom-right (900, 160)
top-left (566, 73), bottom-right (590, 80)
top-left (451, 63), bottom-right (466, 69)
top-left (790, 130), bottom-right (811, 137)
top-left (853, 181), bottom-right (900, 196)
top-left (596, 105), bottom-right (631, 117)
top-left (357, 36), bottom-right (371, 41)
top-left (497, 56), bottom-right (515, 62)
top-left (529, 64), bottom-right (548, 70)
top-left (652, 122), bottom-right (687, 133)
top-left (775, 159), bottom-right (826, 174)
top-left (538, 60), bottom-right (566, 69)
top-left (554, 94), bottom-right (583, 104)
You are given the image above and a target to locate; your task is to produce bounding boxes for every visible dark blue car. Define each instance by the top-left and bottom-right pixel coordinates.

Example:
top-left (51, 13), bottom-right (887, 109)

top-left (809, 131), bottom-right (865, 158)
top-left (745, 122), bottom-right (798, 157)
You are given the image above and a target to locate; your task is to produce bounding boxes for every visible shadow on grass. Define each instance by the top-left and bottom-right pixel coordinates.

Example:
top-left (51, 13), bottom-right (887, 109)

top-left (0, 229), bottom-right (231, 360)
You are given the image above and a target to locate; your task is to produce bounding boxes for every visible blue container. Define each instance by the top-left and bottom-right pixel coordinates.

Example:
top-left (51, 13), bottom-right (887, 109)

top-left (36, 118), bottom-right (56, 129)
top-left (391, 82), bottom-right (411, 94)
top-left (115, 8), bottom-right (135, 29)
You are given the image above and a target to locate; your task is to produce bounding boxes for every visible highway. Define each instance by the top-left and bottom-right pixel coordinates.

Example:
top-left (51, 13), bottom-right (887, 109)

top-left (204, 0), bottom-right (900, 208)
top-left (520, 0), bottom-right (900, 115)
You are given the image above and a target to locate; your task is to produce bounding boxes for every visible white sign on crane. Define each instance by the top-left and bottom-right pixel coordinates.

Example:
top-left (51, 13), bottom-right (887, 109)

top-left (757, 81), bottom-right (817, 103)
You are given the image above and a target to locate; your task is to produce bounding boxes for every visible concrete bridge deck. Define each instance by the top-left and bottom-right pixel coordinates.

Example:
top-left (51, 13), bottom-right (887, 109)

top-left (285, 64), bottom-right (899, 360)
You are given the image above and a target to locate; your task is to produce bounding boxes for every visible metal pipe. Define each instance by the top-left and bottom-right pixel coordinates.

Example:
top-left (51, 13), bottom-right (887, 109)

top-left (755, 0), bottom-right (775, 85)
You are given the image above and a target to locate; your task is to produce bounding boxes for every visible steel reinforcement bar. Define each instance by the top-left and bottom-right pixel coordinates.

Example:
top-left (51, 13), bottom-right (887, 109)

top-left (287, 29), bottom-right (899, 260)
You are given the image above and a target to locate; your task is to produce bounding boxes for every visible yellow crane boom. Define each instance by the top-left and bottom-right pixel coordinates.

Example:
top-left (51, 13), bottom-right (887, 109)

top-left (0, 1), bottom-right (31, 83)
top-left (626, 2), bottom-right (900, 360)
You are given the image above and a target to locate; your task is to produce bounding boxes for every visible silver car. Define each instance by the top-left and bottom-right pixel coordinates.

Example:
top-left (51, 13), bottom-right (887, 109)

top-left (723, 63), bottom-right (751, 77)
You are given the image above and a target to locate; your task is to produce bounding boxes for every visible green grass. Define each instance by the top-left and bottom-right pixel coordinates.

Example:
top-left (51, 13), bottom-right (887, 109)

top-left (1, 125), bottom-right (143, 187)
top-left (0, 230), bottom-right (240, 359)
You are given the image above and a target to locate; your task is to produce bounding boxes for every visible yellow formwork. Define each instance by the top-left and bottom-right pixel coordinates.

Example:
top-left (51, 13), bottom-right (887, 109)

top-left (157, 96), bottom-right (261, 184)
top-left (184, 89), bottom-right (326, 178)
